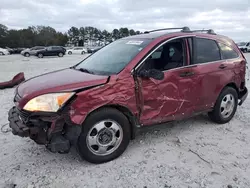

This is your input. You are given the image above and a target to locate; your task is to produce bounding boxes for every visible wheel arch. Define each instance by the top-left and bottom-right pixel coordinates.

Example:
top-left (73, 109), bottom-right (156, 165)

top-left (213, 82), bottom-right (239, 106)
top-left (224, 82), bottom-right (239, 96)
top-left (83, 104), bottom-right (139, 140)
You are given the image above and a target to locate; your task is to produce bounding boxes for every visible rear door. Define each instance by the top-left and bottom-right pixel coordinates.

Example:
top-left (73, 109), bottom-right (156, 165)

top-left (186, 37), bottom-right (236, 111)
top-left (45, 47), bottom-right (53, 56)
top-left (51, 47), bottom-right (59, 56)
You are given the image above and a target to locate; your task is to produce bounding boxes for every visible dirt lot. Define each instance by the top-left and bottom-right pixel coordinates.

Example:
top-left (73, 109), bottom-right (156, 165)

top-left (0, 53), bottom-right (250, 188)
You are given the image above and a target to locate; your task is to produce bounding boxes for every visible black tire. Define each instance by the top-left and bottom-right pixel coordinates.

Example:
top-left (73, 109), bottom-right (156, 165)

top-left (81, 51), bottom-right (86, 55)
top-left (37, 53), bottom-right (43, 58)
top-left (68, 51), bottom-right (72, 55)
top-left (243, 49), bottom-right (247, 53)
top-left (77, 108), bottom-right (131, 164)
top-left (208, 87), bottom-right (238, 124)
top-left (58, 52), bottom-right (64, 57)
top-left (0, 52), bottom-right (4, 55)
top-left (24, 52), bottom-right (30, 57)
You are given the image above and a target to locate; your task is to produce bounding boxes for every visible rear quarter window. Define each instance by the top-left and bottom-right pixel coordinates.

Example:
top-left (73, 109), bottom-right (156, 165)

top-left (218, 42), bottom-right (239, 59)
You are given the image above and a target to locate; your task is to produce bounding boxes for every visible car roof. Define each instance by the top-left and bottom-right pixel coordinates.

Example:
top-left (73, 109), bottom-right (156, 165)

top-left (123, 27), bottom-right (235, 46)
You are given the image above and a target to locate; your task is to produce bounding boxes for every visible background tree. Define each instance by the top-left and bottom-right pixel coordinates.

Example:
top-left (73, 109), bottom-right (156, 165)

top-left (68, 26), bottom-right (80, 46)
top-left (0, 23), bottom-right (142, 48)
top-left (112, 29), bottom-right (120, 40)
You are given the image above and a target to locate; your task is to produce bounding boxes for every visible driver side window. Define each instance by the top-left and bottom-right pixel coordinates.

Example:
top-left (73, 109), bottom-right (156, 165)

top-left (141, 38), bottom-right (186, 71)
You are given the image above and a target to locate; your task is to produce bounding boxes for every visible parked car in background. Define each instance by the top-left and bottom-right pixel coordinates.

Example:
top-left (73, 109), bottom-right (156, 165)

top-left (8, 27), bottom-right (248, 164)
top-left (67, 47), bottom-right (88, 55)
top-left (6, 47), bottom-right (25, 54)
top-left (35, 46), bottom-right (65, 58)
top-left (0, 48), bottom-right (10, 55)
top-left (237, 42), bottom-right (250, 53)
top-left (5, 47), bottom-right (14, 54)
top-left (60, 46), bottom-right (67, 53)
top-left (87, 46), bottom-right (103, 53)
top-left (21, 46), bottom-right (45, 57)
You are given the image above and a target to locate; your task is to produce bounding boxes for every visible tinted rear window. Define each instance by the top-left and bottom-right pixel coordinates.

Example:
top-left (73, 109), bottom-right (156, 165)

top-left (195, 38), bottom-right (221, 64)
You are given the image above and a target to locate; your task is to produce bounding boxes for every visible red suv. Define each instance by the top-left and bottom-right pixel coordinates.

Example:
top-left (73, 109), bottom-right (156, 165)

top-left (8, 27), bottom-right (248, 164)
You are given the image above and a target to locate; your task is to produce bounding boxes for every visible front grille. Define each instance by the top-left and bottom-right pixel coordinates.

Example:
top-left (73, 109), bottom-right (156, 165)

top-left (16, 108), bottom-right (32, 122)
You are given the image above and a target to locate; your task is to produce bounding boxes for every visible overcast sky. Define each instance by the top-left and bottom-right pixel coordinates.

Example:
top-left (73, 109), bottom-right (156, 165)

top-left (0, 0), bottom-right (249, 42)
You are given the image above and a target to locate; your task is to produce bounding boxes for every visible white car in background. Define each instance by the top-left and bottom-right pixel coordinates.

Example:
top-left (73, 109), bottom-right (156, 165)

top-left (237, 42), bottom-right (250, 53)
top-left (66, 47), bottom-right (88, 55)
top-left (0, 48), bottom-right (10, 55)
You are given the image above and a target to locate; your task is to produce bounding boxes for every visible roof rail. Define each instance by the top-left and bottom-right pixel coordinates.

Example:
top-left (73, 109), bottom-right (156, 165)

top-left (144, 26), bottom-right (190, 34)
top-left (191, 29), bottom-right (216, 35)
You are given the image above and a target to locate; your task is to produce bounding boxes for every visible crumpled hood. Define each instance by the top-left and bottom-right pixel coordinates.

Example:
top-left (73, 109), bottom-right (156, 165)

top-left (17, 68), bottom-right (109, 99)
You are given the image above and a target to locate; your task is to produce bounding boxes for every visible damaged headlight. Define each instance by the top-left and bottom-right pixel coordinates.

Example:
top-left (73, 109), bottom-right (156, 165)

top-left (23, 92), bottom-right (75, 112)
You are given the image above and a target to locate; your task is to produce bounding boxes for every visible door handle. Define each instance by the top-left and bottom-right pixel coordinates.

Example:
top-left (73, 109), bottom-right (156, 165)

top-left (219, 64), bottom-right (227, 69)
top-left (179, 71), bottom-right (195, 77)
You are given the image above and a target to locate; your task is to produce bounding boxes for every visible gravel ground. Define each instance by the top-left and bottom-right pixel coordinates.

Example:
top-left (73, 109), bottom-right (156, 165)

top-left (0, 53), bottom-right (250, 188)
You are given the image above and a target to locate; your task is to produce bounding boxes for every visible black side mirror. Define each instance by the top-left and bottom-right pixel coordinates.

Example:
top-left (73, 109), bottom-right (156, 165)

top-left (137, 69), bottom-right (164, 80)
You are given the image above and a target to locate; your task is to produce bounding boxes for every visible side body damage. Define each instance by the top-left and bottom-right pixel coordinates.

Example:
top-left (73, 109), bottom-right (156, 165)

top-left (8, 28), bottom-right (248, 161)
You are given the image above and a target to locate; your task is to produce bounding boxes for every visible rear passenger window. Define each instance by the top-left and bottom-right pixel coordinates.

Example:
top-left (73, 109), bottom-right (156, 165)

top-left (195, 38), bottom-right (221, 64)
top-left (218, 43), bottom-right (239, 59)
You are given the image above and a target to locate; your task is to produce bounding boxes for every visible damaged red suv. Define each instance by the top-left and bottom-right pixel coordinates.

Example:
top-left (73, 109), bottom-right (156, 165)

top-left (8, 27), bottom-right (248, 164)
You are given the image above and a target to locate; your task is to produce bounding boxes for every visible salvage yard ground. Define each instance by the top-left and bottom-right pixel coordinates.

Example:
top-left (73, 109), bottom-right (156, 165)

top-left (1, 54), bottom-right (250, 188)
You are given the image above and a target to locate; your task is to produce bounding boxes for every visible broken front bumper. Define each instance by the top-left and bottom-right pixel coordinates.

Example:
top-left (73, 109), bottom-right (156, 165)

top-left (8, 106), bottom-right (30, 137)
top-left (8, 106), bottom-right (71, 153)
top-left (239, 87), bottom-right (248, 106)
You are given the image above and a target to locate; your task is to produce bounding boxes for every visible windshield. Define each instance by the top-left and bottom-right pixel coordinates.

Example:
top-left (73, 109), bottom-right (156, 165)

top-left (74, 38), bottom-right (152, 75)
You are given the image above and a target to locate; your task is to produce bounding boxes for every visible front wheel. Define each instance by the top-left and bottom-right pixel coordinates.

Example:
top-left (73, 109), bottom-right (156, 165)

top-left (81, 51), bottom-right (86, 55)
top-left (208, 87), bottom-right (238, 124)
top-left (77, 108), bottom-right (131, 164)
top-left (0, 52), bottom-right (4, 55)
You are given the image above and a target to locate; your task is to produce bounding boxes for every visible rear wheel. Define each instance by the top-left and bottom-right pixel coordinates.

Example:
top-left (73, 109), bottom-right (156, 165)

top-left (37, 53), bottom-right (43, 58)
top-left (208, 87), bottom-right (238, 124)
top-left (58, 52), bottom-right (64, 57)
top-left (77, 108), bottom-right (131, 164)
top-left (0, 52), bottom-right (4, 55)
top-left (68, 51), bottom-right (72, 55)
top-left (81, 51), bottom-right (86, 55)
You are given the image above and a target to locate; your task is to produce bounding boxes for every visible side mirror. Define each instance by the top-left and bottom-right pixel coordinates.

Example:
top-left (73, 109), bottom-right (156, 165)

top-left (137, 69), bottom-right (164, 80)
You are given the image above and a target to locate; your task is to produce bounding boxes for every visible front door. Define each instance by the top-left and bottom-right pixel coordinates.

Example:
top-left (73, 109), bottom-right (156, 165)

top-left (135, 37), bottom-right (202, 126)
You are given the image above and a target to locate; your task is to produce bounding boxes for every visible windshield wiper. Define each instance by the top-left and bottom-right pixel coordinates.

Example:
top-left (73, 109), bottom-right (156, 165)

top-left (79, 68), bottom-right (91, 73)
top-left (72, 67), bottom-right (93, 74)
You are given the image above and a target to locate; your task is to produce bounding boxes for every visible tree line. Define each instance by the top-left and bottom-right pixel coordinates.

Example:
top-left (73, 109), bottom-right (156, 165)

top-left (0, 24), bottom-right (142, 48)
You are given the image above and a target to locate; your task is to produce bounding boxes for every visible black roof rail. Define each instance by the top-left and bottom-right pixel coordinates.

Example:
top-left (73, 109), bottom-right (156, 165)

top-left (191, 29), bottom-right (216, 35)
top-left (144, 26), bottom-right (190, 34)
